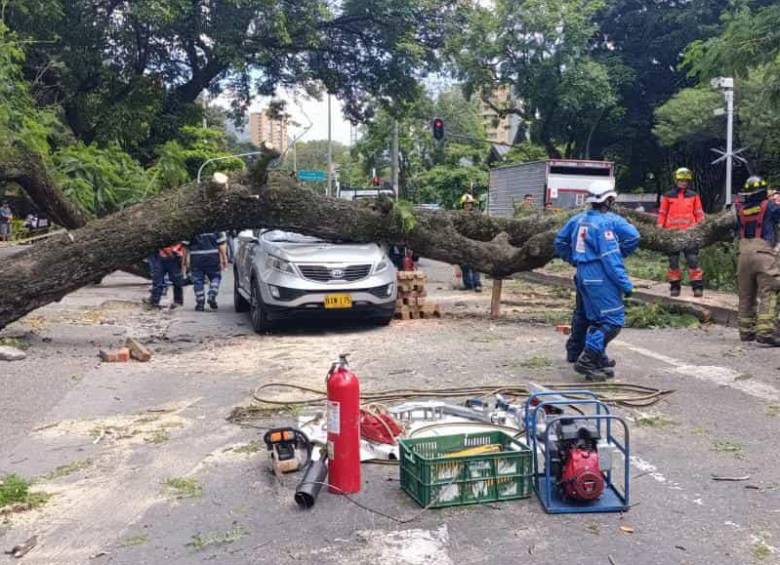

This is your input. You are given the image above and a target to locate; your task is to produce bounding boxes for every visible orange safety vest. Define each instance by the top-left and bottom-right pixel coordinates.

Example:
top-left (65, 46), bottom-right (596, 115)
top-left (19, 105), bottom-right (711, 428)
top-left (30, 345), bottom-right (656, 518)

top-left (657, 189), bottom-right (705, 230)
top-left (159, 243), bottom-right (183, 258)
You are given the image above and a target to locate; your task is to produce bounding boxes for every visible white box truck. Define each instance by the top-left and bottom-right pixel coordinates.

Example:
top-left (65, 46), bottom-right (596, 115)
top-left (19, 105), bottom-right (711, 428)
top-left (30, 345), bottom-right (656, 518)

top-left (488, 159), bottom-right (615, 217)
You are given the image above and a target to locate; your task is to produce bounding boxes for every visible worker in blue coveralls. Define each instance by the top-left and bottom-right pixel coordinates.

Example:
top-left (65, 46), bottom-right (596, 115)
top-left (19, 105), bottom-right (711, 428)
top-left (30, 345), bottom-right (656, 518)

top-left (554, 185), bottom-right (640, 381)
top-left (183, 232), bottom-right (228, 312)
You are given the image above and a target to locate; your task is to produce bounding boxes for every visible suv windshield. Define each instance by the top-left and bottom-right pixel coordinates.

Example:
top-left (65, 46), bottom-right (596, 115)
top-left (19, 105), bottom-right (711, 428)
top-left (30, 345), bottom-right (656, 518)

top-left (262, 230), bottom-right (325, 244)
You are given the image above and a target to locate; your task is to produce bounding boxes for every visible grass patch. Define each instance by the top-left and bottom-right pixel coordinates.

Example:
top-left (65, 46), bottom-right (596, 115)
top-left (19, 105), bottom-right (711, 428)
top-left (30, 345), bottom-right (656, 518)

top-left (187, 526), bottom-right (247, 551)
top-left (542, 309), bottom-right (571, 325)
top-left (626, 303), bottom-right (699, 329)
top-left (120, 534), bottom-right (149, 547)
top-left (519, 355), bottom-right (553, 369)
top-left (625, 246), bottom-right (738, 292)
top-left (231, 441), bottom-right (262, 455)
top-left (751, 535), bottom-right (774, 561)
top-left (162, 477), bottom-right (202, 499)
top-left (0, 336), bottom-right (29, 350)
top-left (625, 250), bottom-right (668, 283)
top-left (634, 413), bottom-right (676, 428)
top-left (712, 440), bottom-right (744, 458)
top-left (40, 459), bottom-right (92, 481)
top-left (0, 474), bottom-right (51, 512)
top-left (145, 429), bottom-right (170, 444)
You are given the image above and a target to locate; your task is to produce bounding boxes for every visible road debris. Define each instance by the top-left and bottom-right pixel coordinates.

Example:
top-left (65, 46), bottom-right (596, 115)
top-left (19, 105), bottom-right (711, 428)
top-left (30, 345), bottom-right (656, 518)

top-left (4, 535), bottom-right (38, 558)
top-left (99, 347), bottom-right (130, 363)
top-left (125, 337), bottom-right (152, 362)
top-left (711, 475), bottom-right (751, 481)
top-left (0, 346), bottom-right (26, 361)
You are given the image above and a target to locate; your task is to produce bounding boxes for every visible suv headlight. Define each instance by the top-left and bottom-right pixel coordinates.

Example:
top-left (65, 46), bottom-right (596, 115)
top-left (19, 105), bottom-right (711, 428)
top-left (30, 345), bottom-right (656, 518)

top-left (267, 255), bottom-right (296, 275)
top-left (374, 259), bottom-right (389, 274)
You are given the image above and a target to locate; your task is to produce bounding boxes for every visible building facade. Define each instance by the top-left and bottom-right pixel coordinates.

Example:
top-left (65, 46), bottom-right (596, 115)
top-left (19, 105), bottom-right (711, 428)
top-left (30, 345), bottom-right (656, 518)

top-left (477, 85), bottom-right (522, 146)
top-left (249, 109), bottom-right (289, 152)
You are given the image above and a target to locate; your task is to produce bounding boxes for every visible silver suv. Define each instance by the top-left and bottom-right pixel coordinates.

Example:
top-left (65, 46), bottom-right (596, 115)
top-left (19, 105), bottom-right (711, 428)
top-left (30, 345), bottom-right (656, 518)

top-left (234, 230), bottom-right (397, 332)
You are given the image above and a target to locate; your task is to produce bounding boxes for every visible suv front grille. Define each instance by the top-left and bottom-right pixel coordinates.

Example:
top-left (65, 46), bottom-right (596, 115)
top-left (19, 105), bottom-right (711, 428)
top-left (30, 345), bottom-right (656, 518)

top-left (297, 264), bottom-right (372, 282)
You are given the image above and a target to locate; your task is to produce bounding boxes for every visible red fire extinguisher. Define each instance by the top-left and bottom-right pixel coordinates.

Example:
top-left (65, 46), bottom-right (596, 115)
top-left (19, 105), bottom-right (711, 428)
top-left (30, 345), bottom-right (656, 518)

top-left (326, 354), bottom-right (361, 494)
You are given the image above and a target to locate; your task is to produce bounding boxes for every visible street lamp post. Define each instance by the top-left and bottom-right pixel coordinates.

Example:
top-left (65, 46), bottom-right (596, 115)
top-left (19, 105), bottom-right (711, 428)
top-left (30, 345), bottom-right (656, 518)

top-left (710, 77), bottom-right (735, 207)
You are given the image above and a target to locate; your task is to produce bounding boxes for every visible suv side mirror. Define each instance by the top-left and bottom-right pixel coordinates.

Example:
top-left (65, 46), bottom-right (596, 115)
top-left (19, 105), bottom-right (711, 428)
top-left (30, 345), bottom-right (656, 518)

top-left (238, 229), bottom-right (259, 244)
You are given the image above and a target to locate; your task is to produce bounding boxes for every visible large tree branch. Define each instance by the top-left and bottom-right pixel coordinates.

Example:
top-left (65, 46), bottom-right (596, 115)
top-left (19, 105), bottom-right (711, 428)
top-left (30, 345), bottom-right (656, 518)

top-left (0, 156), bottom-right (736, 329)
top-left (0, 153), bottom-right (88, 229)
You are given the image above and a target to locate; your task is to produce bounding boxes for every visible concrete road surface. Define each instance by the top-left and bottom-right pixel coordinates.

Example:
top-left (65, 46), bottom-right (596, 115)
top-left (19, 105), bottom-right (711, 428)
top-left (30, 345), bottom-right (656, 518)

top-left (0, 260), bottom-right (778, 564)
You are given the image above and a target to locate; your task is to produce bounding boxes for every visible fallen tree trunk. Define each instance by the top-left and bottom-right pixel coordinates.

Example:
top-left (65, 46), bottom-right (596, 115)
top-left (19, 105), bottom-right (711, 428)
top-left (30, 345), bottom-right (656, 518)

top-left (0, 158), bottom-right (736, 329)
top-left (0, 154), bottom-right (88, 229)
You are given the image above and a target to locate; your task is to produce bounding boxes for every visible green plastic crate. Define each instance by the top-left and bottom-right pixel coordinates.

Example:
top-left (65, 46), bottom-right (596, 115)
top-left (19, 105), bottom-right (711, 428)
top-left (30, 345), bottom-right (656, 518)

top-left (399, 431), bottom-right (533, 508)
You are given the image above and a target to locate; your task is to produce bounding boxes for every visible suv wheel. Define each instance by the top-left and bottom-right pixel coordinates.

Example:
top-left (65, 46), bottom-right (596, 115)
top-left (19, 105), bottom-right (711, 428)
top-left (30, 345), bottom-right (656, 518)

top-left (250, 277), bottom-right (272, 333)
top-left (234, 269), bottom-right (250, 313)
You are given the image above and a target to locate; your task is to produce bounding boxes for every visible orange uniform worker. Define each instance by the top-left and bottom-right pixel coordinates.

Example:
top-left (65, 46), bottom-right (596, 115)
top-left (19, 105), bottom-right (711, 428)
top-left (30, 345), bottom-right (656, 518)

top-left (657, 167), bottom-right (706, 297)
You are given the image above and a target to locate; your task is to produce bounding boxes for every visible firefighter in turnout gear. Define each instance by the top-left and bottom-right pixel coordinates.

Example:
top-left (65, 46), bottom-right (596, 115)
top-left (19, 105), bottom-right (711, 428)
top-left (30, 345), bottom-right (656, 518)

top-left (554, 185), bottom-right (640, 381)
top-left (459, 194), bottom-right (482, 292)
top-left (735, 176), bottom-right (780, 346)
top-left (657, 167), bottom-right (706, 297)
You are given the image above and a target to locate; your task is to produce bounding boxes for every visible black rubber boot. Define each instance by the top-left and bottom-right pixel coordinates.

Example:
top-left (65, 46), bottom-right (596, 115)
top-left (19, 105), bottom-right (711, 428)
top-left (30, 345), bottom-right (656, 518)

top-left (566, 351), bottom-right (580, 363)
top-left (208, 297), bottom-right (219, 310)
top-left (669, 280), bottom-right (681, 297)
top-left (756, 334), bottom-right (780, 347)
top-left (740, 333), bottom-right (756, 342)
top-left (574, 351), bottom-right (610, 382)
top-left (195, 302), bottom-right (205, 312)
top-left (692, 280), bottom-right (704, 298)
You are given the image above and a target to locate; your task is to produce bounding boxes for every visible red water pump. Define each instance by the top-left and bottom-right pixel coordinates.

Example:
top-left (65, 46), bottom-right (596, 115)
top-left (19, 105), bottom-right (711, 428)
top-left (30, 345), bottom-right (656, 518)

top-left (326, 354), bottom-right (361, 494)
top-left (561, 446), bottom-right (604, 501)
top-left (553, 422), bottom-right (604, 502)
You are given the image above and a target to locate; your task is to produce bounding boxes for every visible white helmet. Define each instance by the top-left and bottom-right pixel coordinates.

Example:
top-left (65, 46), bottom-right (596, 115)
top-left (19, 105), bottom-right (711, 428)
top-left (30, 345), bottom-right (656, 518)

top-left (585, 184), bottom-right (618, 204)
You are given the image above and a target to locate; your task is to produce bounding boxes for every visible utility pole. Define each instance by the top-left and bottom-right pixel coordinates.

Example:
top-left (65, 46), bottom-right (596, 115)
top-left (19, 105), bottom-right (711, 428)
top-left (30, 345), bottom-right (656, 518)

top-left (392, 119), bottom-right (399, 200)
top-left (292, 138), bottom-right (297, 173)
top-left (327, 94), bottom-right (333, 197)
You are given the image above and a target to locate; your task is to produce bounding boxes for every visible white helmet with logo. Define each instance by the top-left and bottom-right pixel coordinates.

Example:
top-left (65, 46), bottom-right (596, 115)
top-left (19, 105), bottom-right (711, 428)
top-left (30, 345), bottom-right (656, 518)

top-left (585, 184), bottom-right (618, 204)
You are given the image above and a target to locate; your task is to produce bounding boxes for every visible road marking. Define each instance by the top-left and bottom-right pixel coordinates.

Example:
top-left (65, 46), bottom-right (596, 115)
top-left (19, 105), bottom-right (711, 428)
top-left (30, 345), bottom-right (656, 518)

top-left (614, 340), bottom-right (780, 402)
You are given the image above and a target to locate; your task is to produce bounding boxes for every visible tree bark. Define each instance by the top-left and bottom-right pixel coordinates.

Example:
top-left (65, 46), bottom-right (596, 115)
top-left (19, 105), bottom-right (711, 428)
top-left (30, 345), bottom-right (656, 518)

top-left (0, 158), bottom-right (736, 330)
top-left (0, 154), bottom-right (88, 229)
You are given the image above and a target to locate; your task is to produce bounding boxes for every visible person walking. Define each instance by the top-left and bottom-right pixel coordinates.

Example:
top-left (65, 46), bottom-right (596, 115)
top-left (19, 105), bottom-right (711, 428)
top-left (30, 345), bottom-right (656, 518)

top-left (657, 168), bottom-right (706, 297)
top-left (0, 201), bottom-right (13, 242)
top-left (735, 176), bottom-right (780, 346)
top-left (148, 244), bottom-right (185, 309)
top-left (555, 185), bottom-right (640, 380)
top-left (184, 232), bottom-right (228, 311)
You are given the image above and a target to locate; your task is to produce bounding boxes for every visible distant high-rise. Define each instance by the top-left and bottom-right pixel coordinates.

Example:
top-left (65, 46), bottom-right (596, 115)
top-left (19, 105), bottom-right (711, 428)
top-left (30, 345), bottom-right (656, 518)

top-left (478, 85), bottom-right (521, 146)
top-left (249, 109), bottom-right (289, 152)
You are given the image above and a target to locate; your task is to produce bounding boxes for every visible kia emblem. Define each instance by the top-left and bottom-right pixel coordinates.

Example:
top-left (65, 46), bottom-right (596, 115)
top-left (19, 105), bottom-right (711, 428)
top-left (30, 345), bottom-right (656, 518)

top-left (331, 268), bottom-right (345, 279)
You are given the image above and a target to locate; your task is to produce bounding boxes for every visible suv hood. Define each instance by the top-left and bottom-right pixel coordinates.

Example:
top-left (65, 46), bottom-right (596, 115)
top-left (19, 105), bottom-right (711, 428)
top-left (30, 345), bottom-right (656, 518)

top-left (269, 242), bottom-right (383, 264)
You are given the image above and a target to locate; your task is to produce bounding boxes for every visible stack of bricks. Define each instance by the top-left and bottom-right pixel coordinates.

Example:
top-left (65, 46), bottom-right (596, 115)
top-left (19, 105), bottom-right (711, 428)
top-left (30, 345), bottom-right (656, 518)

top-left (394, 271), bottom-right (442, 320)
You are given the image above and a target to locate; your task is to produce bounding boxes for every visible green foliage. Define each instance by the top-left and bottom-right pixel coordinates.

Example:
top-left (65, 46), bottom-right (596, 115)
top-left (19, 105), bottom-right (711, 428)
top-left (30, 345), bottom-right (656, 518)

top-left (393, 200), bottom-right (418, 233)
top-left (449, 0), bottom-right (620, 158)
top-left (150, 126), bottom-right (245, 188)
top-left (9, 0), bottom-right (455, 157)
top-left (699, 243), bottom-right (738, 292)
top-left (626, 303), bottom-right (700, 329)
top-left (625, 250), bottom-right (669, 283)
top-left (53, 144), bottom-right (158, 216)
top-left (0, 22), bottom-right (57, 159)
top-left (653, 88), bottom-right (723, 147)
top-left (0, 473), bottom-right (51, 510)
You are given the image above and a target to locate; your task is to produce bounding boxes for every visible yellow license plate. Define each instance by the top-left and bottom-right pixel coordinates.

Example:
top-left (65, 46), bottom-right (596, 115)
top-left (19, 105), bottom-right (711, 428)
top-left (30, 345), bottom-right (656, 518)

top-left (324, 294), bottom-right (352, 309)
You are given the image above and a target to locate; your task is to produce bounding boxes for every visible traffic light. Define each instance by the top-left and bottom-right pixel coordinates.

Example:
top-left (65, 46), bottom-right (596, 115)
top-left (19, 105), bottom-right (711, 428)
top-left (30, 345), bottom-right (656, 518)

top-left (432, 118), bottom-right (444, 141)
